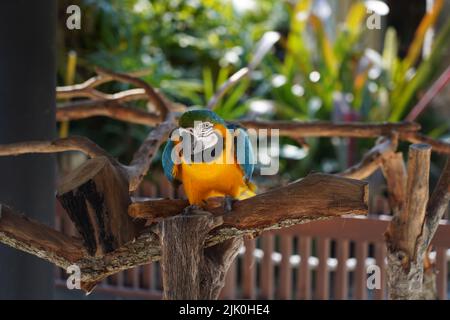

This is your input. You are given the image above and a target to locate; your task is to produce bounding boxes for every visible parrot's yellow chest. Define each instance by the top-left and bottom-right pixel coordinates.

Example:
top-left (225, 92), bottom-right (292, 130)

top-left (180, 149), bottom-right (246, 205)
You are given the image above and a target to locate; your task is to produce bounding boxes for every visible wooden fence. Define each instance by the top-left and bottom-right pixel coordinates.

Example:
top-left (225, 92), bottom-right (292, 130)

top-left (55, 201), bottom-right (450, 300)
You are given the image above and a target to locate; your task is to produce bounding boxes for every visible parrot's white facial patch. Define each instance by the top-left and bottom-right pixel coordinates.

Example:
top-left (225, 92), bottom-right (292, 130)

top-left (192, 121), bottom-right (218, 151)
top-left (194, 121), bottom-right (214, 138)
top-left (178, 121), bottom-right (219, 152)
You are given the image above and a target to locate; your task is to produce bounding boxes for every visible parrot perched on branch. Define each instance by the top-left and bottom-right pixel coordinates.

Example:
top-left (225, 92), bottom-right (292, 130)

top-left (162, 109), bottom-right (256, 207)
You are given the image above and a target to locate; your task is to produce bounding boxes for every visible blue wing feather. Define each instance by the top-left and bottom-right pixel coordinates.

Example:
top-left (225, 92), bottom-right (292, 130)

top-left (227, 124), bottom-right (254, 181)
top-left (162, 139), bottom-right (178, 182)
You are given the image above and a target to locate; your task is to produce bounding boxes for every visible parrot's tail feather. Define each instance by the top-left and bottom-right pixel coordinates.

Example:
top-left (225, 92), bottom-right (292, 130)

top-left (237, 181), bottom-right (257, 200)
top-left (247, 181), bottom-right (257, 193)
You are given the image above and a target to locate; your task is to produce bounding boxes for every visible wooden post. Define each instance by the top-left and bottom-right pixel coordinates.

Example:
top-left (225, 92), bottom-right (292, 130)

top-left (157, 210), bottom-right (242, 300)
top-left (385, 144), bottom-right (431, 299)
top-left (381, 152), bottom-right (407, 215)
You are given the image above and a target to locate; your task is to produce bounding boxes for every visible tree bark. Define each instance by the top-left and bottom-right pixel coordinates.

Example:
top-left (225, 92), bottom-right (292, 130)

top-left (339, 136), bottom-right (397, 180)
top-left (381, 152), bottom-right (407, 215)
top-left (129, 173), bottom-right (368, 233)
top-left (385, 144), bottom-right (431, 299)
top-left (57, 156), bottom-right (139, 256)
top-left (157, 210), bottom-right (242, 300)
top-left (420, 246), bottom-right (438, 299)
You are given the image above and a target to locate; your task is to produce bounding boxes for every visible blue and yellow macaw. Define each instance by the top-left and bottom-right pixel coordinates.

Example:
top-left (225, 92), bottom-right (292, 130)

top-left (162, 109), bottom-right (255, 206)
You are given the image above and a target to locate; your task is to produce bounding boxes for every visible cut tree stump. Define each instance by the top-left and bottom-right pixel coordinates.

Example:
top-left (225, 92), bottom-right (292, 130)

top-left (57, 156), bottom-right (139, 256)
top-left (156, 210), bottom-right (242, 300)
top-left (385, 144), bottom-right (431, 299)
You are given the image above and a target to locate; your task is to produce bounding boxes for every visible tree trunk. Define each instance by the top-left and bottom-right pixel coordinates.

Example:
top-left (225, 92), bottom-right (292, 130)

top-left (385, 144), bottom-right (431, 299)
top-left (157, 210), bottom-right (242, 300)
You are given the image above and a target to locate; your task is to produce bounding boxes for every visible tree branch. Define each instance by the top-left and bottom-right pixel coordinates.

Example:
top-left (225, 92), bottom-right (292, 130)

top-left (125, 117), bottom-right (177, 191)
top-left (0, 136), bottom-right (111, 159)
top-left (0, 173), bottom-right (368, 292)
top-left (338, 136), bottom-right (398, 180)
top-left (56, 67), bottom-right (179, 128)
top-left (57, 99), bottom-right (160, 126)
top-left (401, 132), bottom-right (450, 155)
top-left (56, 69), bottom-right (151, 100)
top-left (129, 173), bottom-right (368, 242)
top-left (423, 158), bottom-right (450, 249)
top-left (95, 67), bottom-right (169, 119)
top-left (237, 120), bottom-right (420, 138)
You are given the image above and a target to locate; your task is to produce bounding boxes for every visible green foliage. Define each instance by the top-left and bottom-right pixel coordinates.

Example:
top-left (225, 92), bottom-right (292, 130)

top-left (58, 0), bottom-right (450, 179)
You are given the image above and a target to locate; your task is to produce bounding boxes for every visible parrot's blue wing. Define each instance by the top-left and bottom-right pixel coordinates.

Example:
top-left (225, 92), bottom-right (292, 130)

top-left (162, 139), bottom-right (179, 183)
top-left (227, 123), bottom-right (254, 181)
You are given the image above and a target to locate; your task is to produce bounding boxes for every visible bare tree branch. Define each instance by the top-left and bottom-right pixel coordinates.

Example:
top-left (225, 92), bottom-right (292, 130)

top-left (129, 173), bottom-right (368, 236)
top-left (125, 117), bottom-right (177, 191)
top-left (56, 67), bottom-right (181, 130)
top-left (238, 120), bottom-right (420, 138)
top-left (401, 132), bottom-right (450, 155)
top-left (95, 67), bottom-right (169, 119)
top-left (339, 136), bottom-right (398, 180)
top-left (0, 136), bottom-right (111, 159)
top-left (423, 158), bottom-right (450, 249)
top-left (56, 69), bottom-right (151, 100)
top-left (0, 173), bottom-right (368, 292)
top-left (57, 99), bottom-right (160, 126)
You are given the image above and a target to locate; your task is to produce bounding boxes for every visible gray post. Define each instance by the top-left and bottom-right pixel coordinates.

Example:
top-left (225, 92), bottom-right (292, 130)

top-left (0, 0), bottom-right (56, 299)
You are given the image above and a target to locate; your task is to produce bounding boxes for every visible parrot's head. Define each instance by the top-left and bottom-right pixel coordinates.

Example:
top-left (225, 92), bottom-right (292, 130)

top-left (176, 109), bottom-right (226, 158)
top-left (178, 109), bottom-right (225, 129)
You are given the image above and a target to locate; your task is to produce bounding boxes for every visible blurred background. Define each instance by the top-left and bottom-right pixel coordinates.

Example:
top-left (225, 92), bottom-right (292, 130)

top-left (56, 0), bottom-right (450, 184)
top-left (52, 0), bottom-right (450, 300)
top-left (2, 0), bottom-right (450, 299)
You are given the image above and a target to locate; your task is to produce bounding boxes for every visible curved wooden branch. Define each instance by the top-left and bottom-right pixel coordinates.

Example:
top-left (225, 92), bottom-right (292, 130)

top-left (339, 136), bottom-right (398, 180)
top-left (125, 118), bottom-right (177, 191)
top-left (95, 67), bottom-right (169, 119)
top-left (423, 158), bottom-right (450, 249)
top-left (0, 136), bottom-right (110, 159)
top-left (401, 132), bottom-right (450, 155)
top-left (57, 100), bottom-right (160, 126)
top-left (0, 204), bottom-right (159, 292)
top-left (0, 173), bottom-right (368, 292)
top-left (56, 67), bottom-right (179, 129)
top-left (56, 69), bottom-right (151, 100)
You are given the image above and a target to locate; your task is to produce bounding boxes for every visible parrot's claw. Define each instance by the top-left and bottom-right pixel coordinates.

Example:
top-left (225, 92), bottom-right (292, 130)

top-left (223, 196), bottom-right (235, 213)
top-left (182, 204), bottom-right (201, 215)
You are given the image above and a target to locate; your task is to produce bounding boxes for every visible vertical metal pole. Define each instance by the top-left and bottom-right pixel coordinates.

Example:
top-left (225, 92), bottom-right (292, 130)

top-left (0, 0), bottom-right (56, 299)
